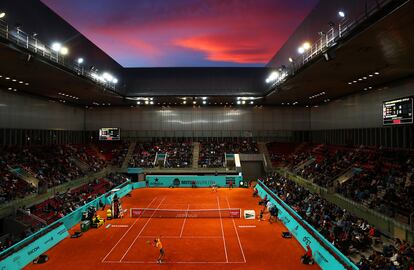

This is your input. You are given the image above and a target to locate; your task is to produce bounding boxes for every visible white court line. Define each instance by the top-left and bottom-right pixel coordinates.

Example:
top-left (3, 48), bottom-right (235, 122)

top-left (110, 225), bottom-right (129, 228)
top-left (138, 235), bottom-right (222, 239)
top-left (103, 260), bottom-right (246, 264)
top-left (226, 196), bottom-right (247, 263)
top-left (216, 196), bottom-right (228, 263)
top-left (238, 225), bottom-right (256, 228)
top-left (101, 196), bottom-right (158, 262)
top-left (179, 204), bottom-right (190, 238)
top-left (119, 197), bottom-right (166, 262)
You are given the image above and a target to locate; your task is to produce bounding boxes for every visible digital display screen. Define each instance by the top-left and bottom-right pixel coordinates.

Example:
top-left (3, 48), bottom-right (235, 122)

top-left (99, 128), bottom-right (120, 141)
top-left (383, 97), bottom-right (413, 125)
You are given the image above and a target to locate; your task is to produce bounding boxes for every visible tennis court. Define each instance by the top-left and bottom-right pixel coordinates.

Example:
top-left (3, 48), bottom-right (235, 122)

top-left (26, 188), bottom-right (320, 270)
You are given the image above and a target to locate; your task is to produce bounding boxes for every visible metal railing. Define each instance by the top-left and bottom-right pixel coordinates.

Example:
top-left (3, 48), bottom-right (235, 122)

top-left (0, 18), bottom-right (117, 91)
top-left (270, 0), bottom-right (397, 87)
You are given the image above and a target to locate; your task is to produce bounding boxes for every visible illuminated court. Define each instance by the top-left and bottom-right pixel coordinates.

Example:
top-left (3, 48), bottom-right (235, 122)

top-left (26, 188), bottom-right (320, 270)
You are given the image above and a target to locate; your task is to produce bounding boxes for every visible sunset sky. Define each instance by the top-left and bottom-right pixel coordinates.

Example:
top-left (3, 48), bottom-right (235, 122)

top-left (41, 0), bottom-right (317, 67)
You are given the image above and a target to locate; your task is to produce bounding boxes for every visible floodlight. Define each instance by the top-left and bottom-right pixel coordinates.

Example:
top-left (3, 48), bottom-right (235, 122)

top-left (303, 42), bottom-right (311, 50)
top-left (60, 47), bottom-right (68, 55)
top-left (51, 42), bottom-right (62, 52)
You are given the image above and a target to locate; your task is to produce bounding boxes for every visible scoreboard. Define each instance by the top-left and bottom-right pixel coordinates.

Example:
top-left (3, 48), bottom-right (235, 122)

top-left (383, 97), bottom-right (413, 125)
top-left (99, 128), bottom-right (121, 141)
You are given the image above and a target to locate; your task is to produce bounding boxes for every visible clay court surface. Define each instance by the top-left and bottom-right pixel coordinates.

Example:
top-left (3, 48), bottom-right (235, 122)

top-left (26, 188), bottom-right (320, 270)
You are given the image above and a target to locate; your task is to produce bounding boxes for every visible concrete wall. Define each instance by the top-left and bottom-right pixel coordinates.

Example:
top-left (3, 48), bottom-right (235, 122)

top-left (0, 89), bottom-right (84, 130)
top-left (310, 78), bottom-right (414, 130)
top-left (84, 106), bottom-right (311, 137)
top-left (2, 77), bottom-right (413, 136)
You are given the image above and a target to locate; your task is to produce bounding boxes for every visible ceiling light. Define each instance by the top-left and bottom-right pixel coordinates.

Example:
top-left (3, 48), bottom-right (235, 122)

top-left (51, 42), bottom-right (62, 52)
top-left (302, 42), bottom-right (311, 50)
top-left (183, 101), bottom-right (187, 104)
top-left (266, 71), bottom-right (279, 84)
top-left (242, 101), bottom-right (246, 105)
top-left (298, 46), bottom-right (305, 54)
top-left (150, 101), bottom-right (154, 105)
top-left (202, 101), bottom-right (207, 105)
top-left (338, 11), bottom-right (345, 18)
top-left (193, 101), bottom-right (196, 104)
top-left (60, 47), bottom-right (69, 55)
top-left (102, 72), bottom-right (113, 81)
top-left (374, 72), bottom-right (380, 75)
top-left (77, 58), bottom-right (84, 64)
top-left (237, 100), bottom-right (241, 105)
top-left (145, 100), bottom-right (149, 105)
top-left (202, 97), bottom-right (207, 100)
top-left (0, 12), bottom-right (6, 19)
top-left (288, 57), bottom-right (293, 63)
top-left (112, 78), bottom-right (118, 84)
top-left (250, 101), bottom-right (254, 104)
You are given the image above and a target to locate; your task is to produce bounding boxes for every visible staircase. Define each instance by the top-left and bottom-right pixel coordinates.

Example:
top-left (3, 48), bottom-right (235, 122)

top-left (192, 142), bottom-right (200, 168)
top-left (121, 141), bottom-right (136, 170)
top-left (10, 168), bottom-right (39, 188)
top-left (336, 168), bottom-right (356, 185)
top-left (72, 158), bottom-right (90, 173)
top-left (257, 142), bottom-right (273, 170)
top-left (294, 158), bottom-right (315, 171)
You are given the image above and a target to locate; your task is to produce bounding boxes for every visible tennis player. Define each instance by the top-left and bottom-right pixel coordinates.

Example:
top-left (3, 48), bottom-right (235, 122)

top-left (153, 237), bottom-right (165, 264)
top-left (212, 182), bottom-right (217, 192)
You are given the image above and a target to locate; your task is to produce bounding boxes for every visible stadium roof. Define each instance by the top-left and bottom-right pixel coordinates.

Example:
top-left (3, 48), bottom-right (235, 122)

top-left (0, 0), bottom-right (413, 106)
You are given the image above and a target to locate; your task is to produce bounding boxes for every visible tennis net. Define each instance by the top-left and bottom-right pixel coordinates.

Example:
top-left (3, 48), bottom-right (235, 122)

top-left (130, 208), bottom-right (241, 218)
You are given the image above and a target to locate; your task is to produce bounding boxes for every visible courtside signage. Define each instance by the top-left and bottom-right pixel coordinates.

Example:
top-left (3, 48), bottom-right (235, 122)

top-left (256, 183), bottom-right (358, 270)
top-left (243, 210), bottom-right (256, 219)
top-left (0, 224), bottom-right (69, 270)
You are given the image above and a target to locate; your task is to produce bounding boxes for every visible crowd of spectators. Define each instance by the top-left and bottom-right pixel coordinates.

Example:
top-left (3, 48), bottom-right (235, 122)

top-left (0, 145), bottom-right (85, 192)
top-left (261, 173), bottom-right (414, 269)
top-left (0, 167), bottom-right (36, 204)
top-left (336, 148), bottom-right (414, 221)
top-left (95, 141), bottom-right (129, 167)
top-left (30, 173), bottom-right (128, 224)
top-left (129, 141), bottom-right (192, 168)
top-left (199, 139), bottom-right (259, 167)
top-left (0, 173), bottom-right (129, 252)
top-left (267, 142), bottom-right (301, 167)
top-left (68, 145), bottom-right (106, 172)
top-left (286, 144), bottom-right (363, 187)
top-left (271, 143), bottom-right (414, 222)
top-left (0, 143), bottom-right (128, 205)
